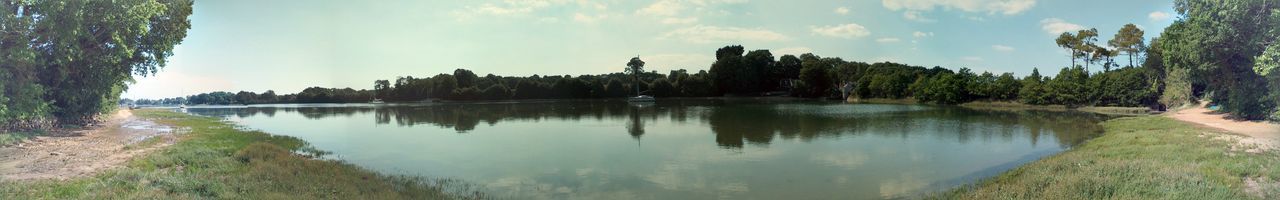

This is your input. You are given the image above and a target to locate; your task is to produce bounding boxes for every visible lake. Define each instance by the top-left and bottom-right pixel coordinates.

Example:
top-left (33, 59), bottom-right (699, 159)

top-left (183, 99), bottom-right (1109, 199)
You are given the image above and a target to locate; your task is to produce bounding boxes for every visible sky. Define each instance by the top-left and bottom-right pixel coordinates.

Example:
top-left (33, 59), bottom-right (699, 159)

top-left (123, 0), bottom-right (1178, 99)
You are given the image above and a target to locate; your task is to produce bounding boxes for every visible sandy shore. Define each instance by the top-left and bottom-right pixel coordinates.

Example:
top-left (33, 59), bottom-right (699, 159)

top-left (1167, 104), bottom-right (1280, 151)
top-left (0, 109), bottom-right (180, 181)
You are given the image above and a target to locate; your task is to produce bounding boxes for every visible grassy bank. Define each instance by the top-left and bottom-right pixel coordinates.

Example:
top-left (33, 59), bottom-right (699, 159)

top-left (1, 109), bottom-right (481, 199)
top-left (934, 116), bottom-right (1280, 199)
top-left (0, 131), bottom-right (38, 147)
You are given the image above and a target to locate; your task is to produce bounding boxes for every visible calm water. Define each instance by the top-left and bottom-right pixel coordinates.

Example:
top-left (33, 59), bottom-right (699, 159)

top-left (184, 99), bottom-right (1108, 199)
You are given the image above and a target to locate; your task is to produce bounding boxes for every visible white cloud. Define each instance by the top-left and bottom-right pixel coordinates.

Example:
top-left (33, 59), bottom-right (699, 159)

top-left (876, 37), bottom-right (902, 43)
top-left (453, 0), bottom-right (613, 20)
top-left (637, 0), bottom-right (683, 16)
top-left (773, 47), bottom-right (813, 56)
top-left (636, 0), bottom-right (746, 17)
top-left (573, 13), bottom-right (607, 23)
top-left (537, 17), bottom-right (560, 23)
top-left (992, 45), bottom-right (1015, 52)
top-left (1148, 11), bottom-right (1172, 21)
top-left (810, 23), bottom-right (871, 39)
top-left (962, 56), bottom-right (984, 62)
top-left (660, 17), bottom-right (699, 24)
top-left (882, 0), bottom-right (1037, 15)
top-left (638, 0), bottom-right (744, 26)
top-left (835, 7), bottom-right (850, 15)
top-left (903, 11), bottom-right (935, 22)
top-left (1039, 18), bottom-right (1085, 35)
top-left (912, 31), bottom-right (934, 38)
top-left (661, 25), bottom-right (789, 43)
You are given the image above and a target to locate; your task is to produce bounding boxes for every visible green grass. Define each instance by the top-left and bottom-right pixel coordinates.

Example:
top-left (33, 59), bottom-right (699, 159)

top-left (0, 131), bottom-right (39, 146)
top-left (1, 109), bottom-right (484, 199)
top-left (933, 116), bottom-right (1280, 199)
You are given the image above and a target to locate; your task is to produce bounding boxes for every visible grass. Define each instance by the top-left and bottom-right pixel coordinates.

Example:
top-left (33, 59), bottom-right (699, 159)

top-left (1, 109), bottom-right (483, 199)
top-left (933, 116), bottom-right (1280, 199)
top-left (0, 131), bottom-right (39, 147)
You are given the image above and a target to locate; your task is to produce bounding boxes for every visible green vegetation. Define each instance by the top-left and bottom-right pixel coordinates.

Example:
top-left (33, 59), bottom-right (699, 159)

top-left (935, 116), bottom-right (1280, 199)
top-left (1, 0), bottom-right (192, 128)
top-left (0, 131), bottom-right (37, 146)
top-left (0, 109), bottom-right (478, 199)
top-left (1154, 0), bottom-right (1280, 120)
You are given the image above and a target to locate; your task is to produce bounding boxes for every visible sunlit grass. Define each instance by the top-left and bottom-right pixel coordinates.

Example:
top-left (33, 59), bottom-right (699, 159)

top-left (933, 116), bottom-right (1280, 199)
top-left (1, 109), bottom-right (484, 199)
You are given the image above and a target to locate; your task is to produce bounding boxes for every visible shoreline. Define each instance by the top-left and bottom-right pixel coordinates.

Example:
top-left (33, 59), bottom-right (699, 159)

top-left (1, 109), bottom-right (480, 199)
top-left (934, 115), bottom-right (1280, 199)
top-left (846, 97), bottom-right (1155, 116)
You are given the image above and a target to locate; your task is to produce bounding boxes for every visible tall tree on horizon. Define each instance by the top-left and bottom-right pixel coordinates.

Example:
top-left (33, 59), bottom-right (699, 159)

top-left (1056, 32), bottom-right (1082, 67)
top-left (1108, 24), bottom-right (1146, 67)
top-left (626, 56), bottom-right (646, 96)
top-left (1076, 28), bottom-right (1100, 72)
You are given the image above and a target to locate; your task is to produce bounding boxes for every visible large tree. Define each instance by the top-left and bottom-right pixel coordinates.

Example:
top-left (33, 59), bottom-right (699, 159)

top-left (1055, 32), bottom-right (1082, 67)
top-left (1108, 24), bottom-right (1146, 67)
top-left (1076, 28), bottom-right (1100, 72)
top-left (3, 0), bottom-right (193, 125)
top-left (1158, 0), bottom-right (1279, 119)
top-left (626, 56), bottom-right (645, 96)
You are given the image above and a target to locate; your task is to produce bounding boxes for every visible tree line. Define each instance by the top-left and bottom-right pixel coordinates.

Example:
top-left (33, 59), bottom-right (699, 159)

top-left (1, 0), bottom-right (193, 130)
top-left (128, 0), bottom-right (1280, 122)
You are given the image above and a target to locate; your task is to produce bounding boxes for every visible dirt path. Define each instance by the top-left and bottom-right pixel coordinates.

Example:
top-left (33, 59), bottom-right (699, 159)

top-left (1167, 104), bottom-right (1280, 151)
top-left (0, 109), bottom-right (180, 181)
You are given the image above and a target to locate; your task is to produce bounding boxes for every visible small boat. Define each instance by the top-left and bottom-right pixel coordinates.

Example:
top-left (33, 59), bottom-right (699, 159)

top-left (370, 99), bottom-right (385, 104)
top-left (627, 95), bottom-right (655, 102)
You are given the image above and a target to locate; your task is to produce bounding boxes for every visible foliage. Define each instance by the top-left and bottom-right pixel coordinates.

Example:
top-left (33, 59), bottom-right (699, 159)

top-left (1108, 24), bottom-right (1146, 67)
top-left (0, 0), bottom-right (192, 127)
top-left (1155, 0), bottom-right (1280, 119)
top-left (796, 54), bottom-right (831, 98)
top-left (1048, 66), bottom-right (1090, 107)
top-left (1019, 69), bottom-right (1051, 105)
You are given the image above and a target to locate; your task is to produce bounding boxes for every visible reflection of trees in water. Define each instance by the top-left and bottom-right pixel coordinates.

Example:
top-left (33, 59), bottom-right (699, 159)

top-left (186, 101), bottom-right (1107, 149)
top-left (626, 105), bottom-right (647, 139)
top-left (704, 105), bottom-right (1108, 149)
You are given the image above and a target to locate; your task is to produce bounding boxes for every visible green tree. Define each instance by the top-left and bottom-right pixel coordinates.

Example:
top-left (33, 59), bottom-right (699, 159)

top-left (453, 69), bottom-right (478, 88)
top-left (626, 56), bottom-right (645, 96)
top-left (374, 80), bottom-right (391, 99)
top-left (1108, 24), bottom-right (1145, 67)
top-left (16, 0), bottom-right (194, 124)
top-left (1158, 0), bottom-right (1279, 119)
top-left (710, 46), bottom-right (746, 95)
top-left (992, 73), bottom-right (1022, 100)
top-left (1055, 32), bottom-right (1082, 67)
top-left (1049, 66), bottom-right (1090, 107)
top-left (797, 53), bottom-right (832, 98)
top-left (1020, 68), bottom-right (1050, 105)
top-left (744, 50), bottom-right (775, 92)
top-left (1076, 28), bottom-right (1100, 71)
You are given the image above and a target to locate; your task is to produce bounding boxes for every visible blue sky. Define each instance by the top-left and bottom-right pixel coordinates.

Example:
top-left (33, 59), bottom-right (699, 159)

top-left (124, 0), bottom-right (1177, 99)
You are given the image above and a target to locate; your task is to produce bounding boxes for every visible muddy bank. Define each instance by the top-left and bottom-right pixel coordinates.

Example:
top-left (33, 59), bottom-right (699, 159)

top-left (0, 109), bottom-right (181, 181)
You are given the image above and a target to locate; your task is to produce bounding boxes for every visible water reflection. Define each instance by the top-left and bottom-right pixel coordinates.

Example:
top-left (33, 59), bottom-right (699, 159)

top-left (184, 99), bottom-right (1112, 199)
top-left (189, 100), bottom-right (1106, 149)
